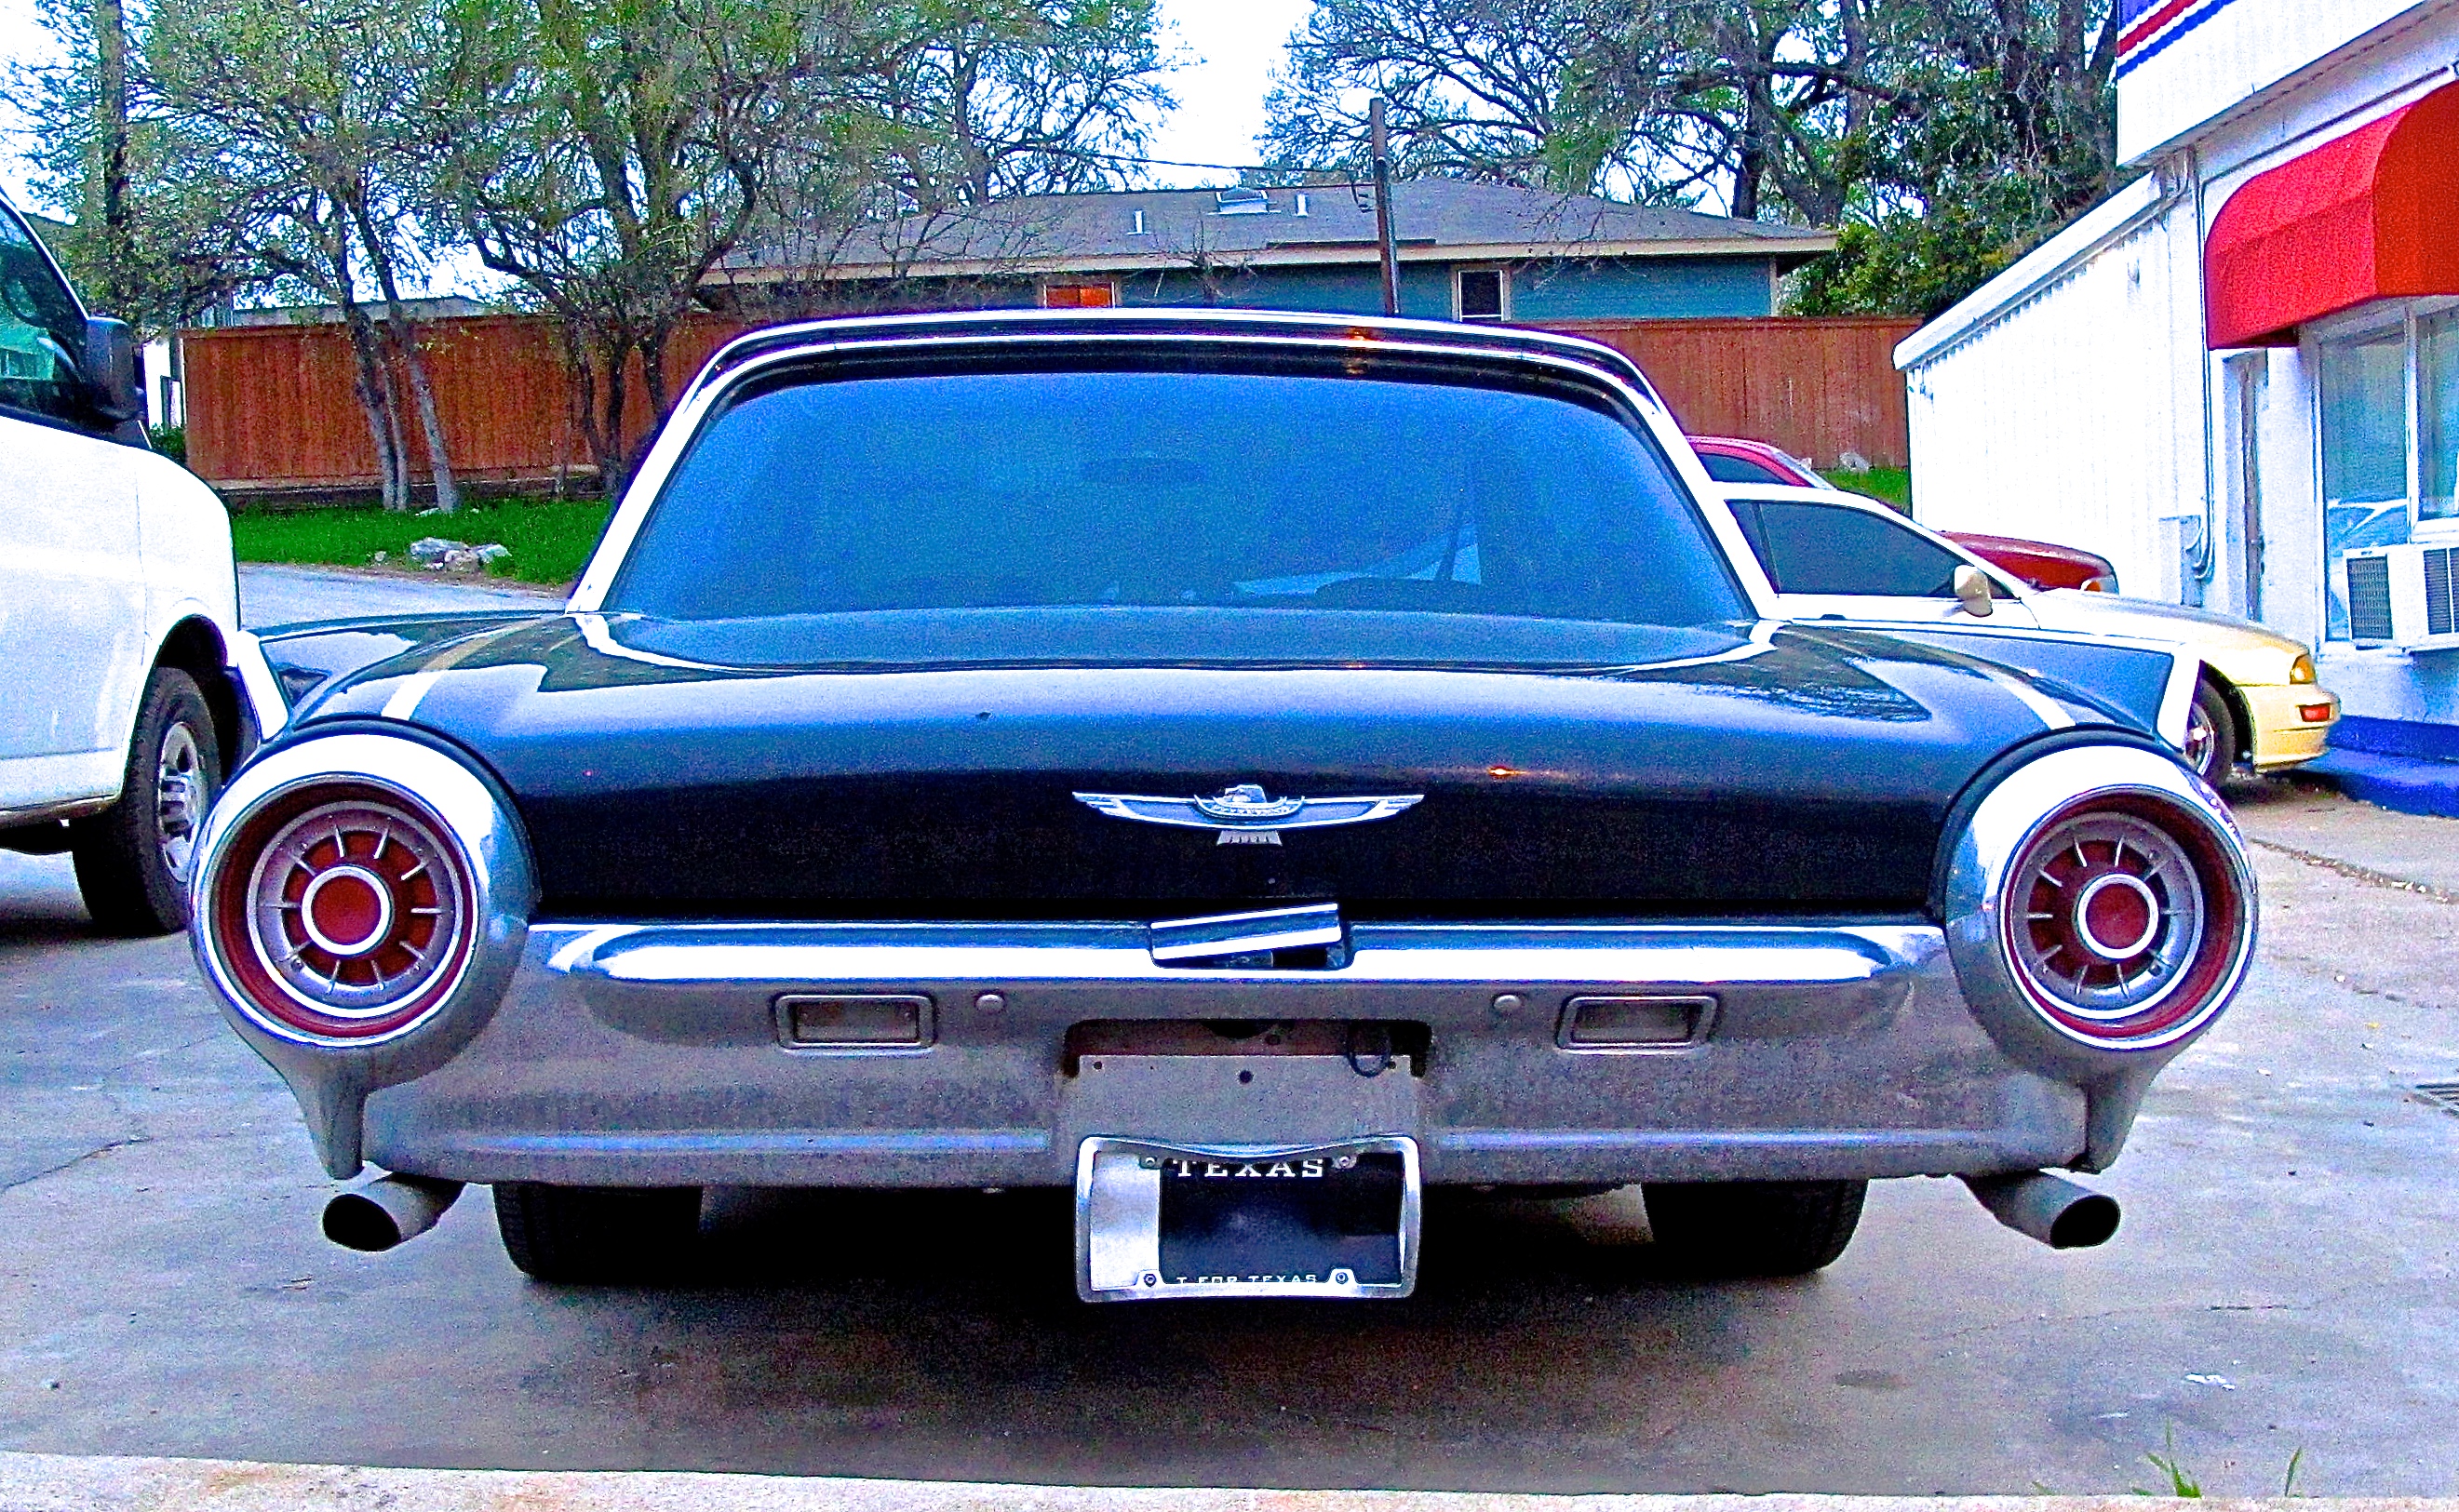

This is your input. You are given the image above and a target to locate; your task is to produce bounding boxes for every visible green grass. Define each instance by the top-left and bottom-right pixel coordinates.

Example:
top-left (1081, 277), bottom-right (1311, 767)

top-left (1827, 466), bottom-right (1911, 510)
top-left (229, 497), bottom-right (615, 587)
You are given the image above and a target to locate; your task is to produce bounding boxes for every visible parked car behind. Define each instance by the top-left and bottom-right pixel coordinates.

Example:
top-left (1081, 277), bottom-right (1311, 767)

top-left (192, 311), bottom-right (2255, 1300)
top-left (0, 190), bottom-right (264, 933)
top-left (1720, 483), bottom-right (2338, 784)
top-left (1687, 435), bottom-right (2121, 593)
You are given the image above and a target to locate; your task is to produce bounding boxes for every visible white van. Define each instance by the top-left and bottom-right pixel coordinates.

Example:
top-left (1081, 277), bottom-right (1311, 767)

top-left (0, 191), bottom-right (270, 933)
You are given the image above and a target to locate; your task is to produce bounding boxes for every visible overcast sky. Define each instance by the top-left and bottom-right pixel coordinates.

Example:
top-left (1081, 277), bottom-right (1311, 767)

top-left (0, 0), bottom-right (1316, 214)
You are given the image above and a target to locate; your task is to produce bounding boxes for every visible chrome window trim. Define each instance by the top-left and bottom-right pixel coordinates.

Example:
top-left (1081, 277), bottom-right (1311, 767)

top-left (565, 317), bottom-right (1781, 622)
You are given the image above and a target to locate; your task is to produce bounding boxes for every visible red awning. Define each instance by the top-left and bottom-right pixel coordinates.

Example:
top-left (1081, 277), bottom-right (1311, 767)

top-left (2206, 82), bottom-right (2459, 349)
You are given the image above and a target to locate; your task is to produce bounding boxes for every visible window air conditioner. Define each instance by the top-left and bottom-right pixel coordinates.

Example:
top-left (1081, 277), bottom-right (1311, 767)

top-left (2345, 543), bottom-right (2459, 649)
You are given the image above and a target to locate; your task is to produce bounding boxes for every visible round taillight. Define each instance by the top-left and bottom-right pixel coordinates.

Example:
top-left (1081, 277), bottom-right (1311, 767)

top-left (1998, 796), bottom-right (2248, 1048)
top-left (209, 785), bottom-right (476, 1042)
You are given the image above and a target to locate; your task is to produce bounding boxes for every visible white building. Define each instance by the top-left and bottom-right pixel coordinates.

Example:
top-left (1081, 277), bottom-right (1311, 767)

top-left (1898, 0), bottom-right (2459, 778)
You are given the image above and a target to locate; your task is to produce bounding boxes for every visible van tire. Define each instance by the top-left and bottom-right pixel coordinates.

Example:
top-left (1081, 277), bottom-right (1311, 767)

top-left (73, 667), bottom-right (222, 936)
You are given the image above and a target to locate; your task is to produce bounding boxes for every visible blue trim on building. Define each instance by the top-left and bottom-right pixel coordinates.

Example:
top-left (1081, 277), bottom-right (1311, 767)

top-left (2306, 750), bottom-right (2459, 818)
top-left (2306, 715), bottom-right (2459, 819)
top-left (2329, 714), bottom-right (2459, 764)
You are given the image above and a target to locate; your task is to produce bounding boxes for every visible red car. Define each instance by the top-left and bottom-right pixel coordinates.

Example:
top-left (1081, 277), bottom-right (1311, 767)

top-left (1687, 435), bottom-right (2119, 594)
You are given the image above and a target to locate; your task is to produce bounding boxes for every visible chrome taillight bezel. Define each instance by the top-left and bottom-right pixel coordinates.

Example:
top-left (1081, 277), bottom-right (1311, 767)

top-left (214, 785), bottom-right (477, 1042)
top-left (1944, 744), bottom-right (2256, 1065)
top-left (191, 732), bottom-right (534, 1053)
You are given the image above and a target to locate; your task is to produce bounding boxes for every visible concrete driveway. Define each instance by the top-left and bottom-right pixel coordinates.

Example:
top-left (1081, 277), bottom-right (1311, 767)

top-left (239, 563), bottom-right (558, 629)
top-left (1, 774), bottom-right (2454, 1496)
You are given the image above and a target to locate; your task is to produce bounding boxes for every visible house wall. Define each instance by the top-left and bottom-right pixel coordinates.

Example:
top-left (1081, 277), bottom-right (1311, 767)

top-left (1512, 258), bottom-right (1776, 321)
top-left (810, 255), bottom-right (1780, 323)
top-left (1898, 0), bottom-right (2459, 737)
top-left (1898, 180), bottom-right (2212, 609)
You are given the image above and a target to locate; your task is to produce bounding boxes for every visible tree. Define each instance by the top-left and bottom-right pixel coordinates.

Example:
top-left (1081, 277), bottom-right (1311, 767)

top-left (1260, 0), bottom-right (2122, 315)
top-left (851, 0), bottom-right (1174, 214)
top-left (142, 0), bottom-right (470, 510)
top-left (439, 0), bottom-right (896, 496)
top-left (7, 0), bottom-right (255, 332)
top-left (442, 0), bottom-right (1173, 494)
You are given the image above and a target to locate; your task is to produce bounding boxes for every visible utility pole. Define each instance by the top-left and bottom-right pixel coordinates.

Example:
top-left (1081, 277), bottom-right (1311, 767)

top-left (92, 0), bottom-right (130, 314)
top-left (1370, 97), bottom-right (1401, 316)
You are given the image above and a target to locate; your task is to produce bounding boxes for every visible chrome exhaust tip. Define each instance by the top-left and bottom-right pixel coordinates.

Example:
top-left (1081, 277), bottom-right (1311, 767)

top-left (1962, 1171), bottom-right (2121, 1250)
top-left (322, 1174), bottom-right (464, 1252)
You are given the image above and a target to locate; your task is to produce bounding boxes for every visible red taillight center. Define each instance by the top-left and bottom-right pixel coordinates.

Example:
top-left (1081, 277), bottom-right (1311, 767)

top-left (301, 865), bottom-right (393, 957)
top-left (213, 792), bottom-right (473, 1040)
top-left (2076, 873), bottom-right (2159, 961)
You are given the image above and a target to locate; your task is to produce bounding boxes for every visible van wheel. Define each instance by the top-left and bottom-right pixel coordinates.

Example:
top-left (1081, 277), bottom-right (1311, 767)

top-left (73, 667), bottom-right (222, 936)
top-left (493, 1183), bottom-right (703, 1283)
top-left (2185, 679), bottom-right (2238, 785)
top-left (1640, 1179), bottom-right (1867, 1278)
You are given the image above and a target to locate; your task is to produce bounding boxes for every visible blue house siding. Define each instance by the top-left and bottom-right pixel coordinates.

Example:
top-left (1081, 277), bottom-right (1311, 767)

top-left (1117, 258), bottom-right (1777, 320)
top-left (814, 253), bottom-right (1781, 322)
top-left (1511, 257), bottom-right (1776, 320)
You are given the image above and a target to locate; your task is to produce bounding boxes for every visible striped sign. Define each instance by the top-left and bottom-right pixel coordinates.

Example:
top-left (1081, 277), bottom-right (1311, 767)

top-left (2116, 0), bottom-right (2245, 78)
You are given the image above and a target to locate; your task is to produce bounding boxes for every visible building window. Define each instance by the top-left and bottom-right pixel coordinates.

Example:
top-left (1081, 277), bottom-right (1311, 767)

top-left (1041, 281), bottom-right (1117, 309)
top-left (1456, 267), bottom-right (1508, 323)
top-left (2315, 307), bottom-right (2459, 638)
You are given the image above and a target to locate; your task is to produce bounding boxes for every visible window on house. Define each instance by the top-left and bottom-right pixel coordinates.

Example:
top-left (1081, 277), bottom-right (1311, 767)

top-left (1457, 268), bottom-right (1507, 323)
top-left (2319, 322), bottom-right (2418, 639)
top-left (2420, 311), bottom-right (2459, 523)
top-left (1041, 282), bottom-right (1117, 309)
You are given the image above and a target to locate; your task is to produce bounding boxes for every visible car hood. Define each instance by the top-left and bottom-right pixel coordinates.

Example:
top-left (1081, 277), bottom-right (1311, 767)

top-left (2023, 591), bottom-right (2308, 684)
top-left (262, 609), bottom-right (2142, 920)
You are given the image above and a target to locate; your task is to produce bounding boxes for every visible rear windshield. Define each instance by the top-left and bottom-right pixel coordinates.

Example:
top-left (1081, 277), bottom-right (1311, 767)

top-left (607, 363), bottom-right (1748, 630)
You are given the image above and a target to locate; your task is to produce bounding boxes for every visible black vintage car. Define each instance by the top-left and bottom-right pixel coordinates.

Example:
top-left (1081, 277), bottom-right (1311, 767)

top-left (197, 310), bottom-right (2254, 1300)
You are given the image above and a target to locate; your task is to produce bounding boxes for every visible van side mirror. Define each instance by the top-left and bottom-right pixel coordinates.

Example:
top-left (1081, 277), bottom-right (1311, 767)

top-left (1953, 564), bottom-right (1995, 618)
top-left (80, 315), bottom-right (143, 425)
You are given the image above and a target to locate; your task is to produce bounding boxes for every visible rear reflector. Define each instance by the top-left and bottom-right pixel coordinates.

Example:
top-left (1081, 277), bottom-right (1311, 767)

top-left (775, 994), bottom-right (933, 1048)
top-left (1558, 995), bottom-right (1713, 1049)
top-left (2299, 703), bottom-right (2335, 723)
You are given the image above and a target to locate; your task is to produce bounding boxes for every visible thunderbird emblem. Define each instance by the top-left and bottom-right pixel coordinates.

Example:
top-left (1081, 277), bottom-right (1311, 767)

top-left (1073, 783), bottom-right (1421, 845)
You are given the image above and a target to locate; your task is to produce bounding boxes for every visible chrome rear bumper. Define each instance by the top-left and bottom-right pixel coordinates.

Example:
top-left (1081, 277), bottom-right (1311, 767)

top-left (340, 917), bottom-right (2100, 1190)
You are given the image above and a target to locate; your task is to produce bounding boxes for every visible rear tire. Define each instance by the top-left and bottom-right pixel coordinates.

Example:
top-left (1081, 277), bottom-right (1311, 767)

top-left (2185, 679), bottom-right (2238, 786)
top-left (1641, 1179), bottom-right (1866, 1278)
top-left (73, 666), bottom-right (221, 936)
top-left (493, 1183), bottom-right (702, 1283)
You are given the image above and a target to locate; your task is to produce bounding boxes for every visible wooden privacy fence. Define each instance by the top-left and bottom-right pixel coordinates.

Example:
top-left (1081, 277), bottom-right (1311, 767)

top-left (182, 311), bottom-right (1915, 496)
top-left (1548, 315), bottom-right (1919, 470)
top-left (183, 313), bottom-right (751, 498)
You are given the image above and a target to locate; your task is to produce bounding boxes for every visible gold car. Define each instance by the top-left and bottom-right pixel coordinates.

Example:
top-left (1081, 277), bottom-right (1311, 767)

top-left (1720, 485), bottom-right (2340, 783)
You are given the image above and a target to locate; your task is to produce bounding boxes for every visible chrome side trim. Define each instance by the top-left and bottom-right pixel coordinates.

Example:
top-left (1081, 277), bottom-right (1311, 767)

top-left (2155, 649), bottom-right (2205, 753)
top-left (227, 630), bottom-right (290, 743)
top-left (554, 919), bottom-right (1927, 991)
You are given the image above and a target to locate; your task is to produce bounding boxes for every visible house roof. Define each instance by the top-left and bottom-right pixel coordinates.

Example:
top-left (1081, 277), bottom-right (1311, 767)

top-left (716, 179), bottom-right (1834, 285)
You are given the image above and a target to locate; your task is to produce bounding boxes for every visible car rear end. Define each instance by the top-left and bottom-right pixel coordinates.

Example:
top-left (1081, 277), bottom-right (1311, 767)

top-left (190, 313), bottom-right (2259, 1299)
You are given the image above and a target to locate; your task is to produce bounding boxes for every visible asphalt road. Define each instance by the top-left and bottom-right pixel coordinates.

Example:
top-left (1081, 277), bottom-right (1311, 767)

top-left (3, 574), bottom-right (2455, 1495)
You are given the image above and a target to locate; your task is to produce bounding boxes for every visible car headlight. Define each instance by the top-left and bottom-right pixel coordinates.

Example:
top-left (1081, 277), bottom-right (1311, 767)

top-left (2290, 653), bottom-right (2318, 685)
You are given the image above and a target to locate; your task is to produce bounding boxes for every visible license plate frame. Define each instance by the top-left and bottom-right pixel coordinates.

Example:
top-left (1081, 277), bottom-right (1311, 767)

top-left (1074, 1134), bottom-right (1421, 1303)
